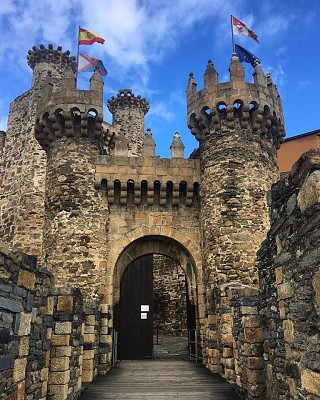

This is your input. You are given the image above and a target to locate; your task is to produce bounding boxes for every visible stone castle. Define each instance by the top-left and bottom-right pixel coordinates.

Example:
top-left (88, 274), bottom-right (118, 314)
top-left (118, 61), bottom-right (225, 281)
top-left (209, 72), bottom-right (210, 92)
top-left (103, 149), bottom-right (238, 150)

top-left (0, 44), bottom-right (319, 399)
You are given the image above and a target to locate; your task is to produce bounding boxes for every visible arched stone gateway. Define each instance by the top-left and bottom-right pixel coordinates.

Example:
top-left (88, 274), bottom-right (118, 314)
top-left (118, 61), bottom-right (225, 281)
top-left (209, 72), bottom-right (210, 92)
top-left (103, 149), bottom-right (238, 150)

top-left (112, 235), bottom-right (203, 360)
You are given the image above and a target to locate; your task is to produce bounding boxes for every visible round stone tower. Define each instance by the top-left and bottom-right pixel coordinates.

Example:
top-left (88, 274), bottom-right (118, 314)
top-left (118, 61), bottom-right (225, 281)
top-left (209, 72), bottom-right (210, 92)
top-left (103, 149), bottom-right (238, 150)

top-left (187, 56), bottom-right (285, 288)
top-left (0, 44), bottom-right (76, 258)
top-left (187, 56), bottom-right (285, 376)
top-left (107, 89), bottom-right (150, 156)
top-left (35, 67), bottom-right (109, 298)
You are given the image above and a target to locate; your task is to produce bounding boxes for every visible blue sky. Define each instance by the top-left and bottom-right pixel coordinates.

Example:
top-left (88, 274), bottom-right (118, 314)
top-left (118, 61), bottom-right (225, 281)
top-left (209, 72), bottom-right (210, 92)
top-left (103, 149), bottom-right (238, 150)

top-left (0, 0), bottom-right (319, 158)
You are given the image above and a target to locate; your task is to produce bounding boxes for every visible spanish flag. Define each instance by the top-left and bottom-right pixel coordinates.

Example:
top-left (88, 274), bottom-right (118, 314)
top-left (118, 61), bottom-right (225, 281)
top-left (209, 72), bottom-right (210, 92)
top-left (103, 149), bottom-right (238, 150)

top-left (79, 27), bottom-right (105, 45)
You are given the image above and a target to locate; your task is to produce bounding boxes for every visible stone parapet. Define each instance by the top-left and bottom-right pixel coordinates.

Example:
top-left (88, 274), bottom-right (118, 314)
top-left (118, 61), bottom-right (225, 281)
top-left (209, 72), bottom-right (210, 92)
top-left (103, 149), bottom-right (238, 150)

top-left (187, 57), bottom-right (285, 148)
top-left (35, 70), bottom-right (104, 151)
top-left (95, 155), bottom-right (200, 207)
top-left (27, 44), bottom-right (76, 72)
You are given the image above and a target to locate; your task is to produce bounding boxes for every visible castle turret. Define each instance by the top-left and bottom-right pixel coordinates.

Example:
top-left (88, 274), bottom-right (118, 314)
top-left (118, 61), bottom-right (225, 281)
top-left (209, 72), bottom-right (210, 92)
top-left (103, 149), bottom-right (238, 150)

top-left (170, 131), bottom-right (185, 158)
top-left (187, 55), bottom-right (285, 375)
top-left (107, 89), bottom-right (150, 156)
top-left (34, 67), bottom-right (108, 298)
top-left (0, 45), bottom-right (76, 258)
top-left (187, 55), bottom-right (284, 286)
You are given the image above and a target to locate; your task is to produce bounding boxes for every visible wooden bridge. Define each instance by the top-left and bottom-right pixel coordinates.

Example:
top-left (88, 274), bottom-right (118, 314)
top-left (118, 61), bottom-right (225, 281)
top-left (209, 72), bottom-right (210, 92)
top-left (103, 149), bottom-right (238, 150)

top-left (79, 360), bottom-right (240, 399)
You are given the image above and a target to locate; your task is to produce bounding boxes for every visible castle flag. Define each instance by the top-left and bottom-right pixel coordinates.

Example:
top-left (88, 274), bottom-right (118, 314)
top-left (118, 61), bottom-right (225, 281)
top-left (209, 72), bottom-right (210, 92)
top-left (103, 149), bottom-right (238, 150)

top-left (79, 28), bottom-right (105, 45)
top-left (235, 44), bottom-right (260, 67)
top-left (78, 54), bottom-right (108, 76)
top-left (232, 16), bottom-right (259, 43)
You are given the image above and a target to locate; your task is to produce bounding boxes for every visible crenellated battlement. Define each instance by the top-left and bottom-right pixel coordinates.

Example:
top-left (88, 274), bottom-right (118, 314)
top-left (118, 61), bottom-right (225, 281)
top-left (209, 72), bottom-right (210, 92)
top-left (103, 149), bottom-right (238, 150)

top-left (107, 89), bottom-right (150, 115)
top-left (95, 155), bottom-right (200, 206)
top-left (187, 56), bottom-right (285, 148)
top-left (27, 44), bottom-right (77, 72)
top-left (35, 69), bottom-right (104, 150)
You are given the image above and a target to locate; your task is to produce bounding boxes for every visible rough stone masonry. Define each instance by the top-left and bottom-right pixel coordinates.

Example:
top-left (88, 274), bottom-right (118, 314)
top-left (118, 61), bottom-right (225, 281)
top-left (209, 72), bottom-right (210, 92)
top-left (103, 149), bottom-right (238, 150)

top-left (0, 43), bottom-right (319, 400)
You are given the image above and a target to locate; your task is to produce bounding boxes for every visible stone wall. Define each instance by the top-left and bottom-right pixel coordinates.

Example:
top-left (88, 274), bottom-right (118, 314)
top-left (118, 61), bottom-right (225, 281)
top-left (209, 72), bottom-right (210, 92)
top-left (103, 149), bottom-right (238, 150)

top-left (0, 243), bottom-right (53, 400)
top-left (153, 255), bottom-right (187, 336)
top-left (0, 243), bottom-right (111, 400)
top-left (258, 149), bottom-right (320, 399)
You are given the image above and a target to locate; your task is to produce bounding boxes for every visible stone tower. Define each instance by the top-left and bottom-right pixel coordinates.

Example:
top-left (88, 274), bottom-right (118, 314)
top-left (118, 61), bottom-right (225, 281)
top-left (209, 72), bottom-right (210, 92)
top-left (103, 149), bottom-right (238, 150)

top-left (0, 44), bottom-right (76, 258)
top-left (187, 56), bottom-right (285, 375)
top-left (34, 65), bottom-right (109, 298)
top-left (107, 89), bottom-right (150, 156)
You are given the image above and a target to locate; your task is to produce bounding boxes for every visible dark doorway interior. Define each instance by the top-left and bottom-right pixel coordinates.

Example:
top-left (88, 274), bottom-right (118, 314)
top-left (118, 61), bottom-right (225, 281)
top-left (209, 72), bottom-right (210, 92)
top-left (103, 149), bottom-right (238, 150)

top-left (114, 254), bottom-right (196, 361)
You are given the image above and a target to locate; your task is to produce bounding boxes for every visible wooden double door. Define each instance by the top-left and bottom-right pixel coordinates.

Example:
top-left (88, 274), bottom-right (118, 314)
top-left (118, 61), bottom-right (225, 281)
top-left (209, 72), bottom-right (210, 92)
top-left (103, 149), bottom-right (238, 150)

top-left (114, 255), bottom-right (154, 360)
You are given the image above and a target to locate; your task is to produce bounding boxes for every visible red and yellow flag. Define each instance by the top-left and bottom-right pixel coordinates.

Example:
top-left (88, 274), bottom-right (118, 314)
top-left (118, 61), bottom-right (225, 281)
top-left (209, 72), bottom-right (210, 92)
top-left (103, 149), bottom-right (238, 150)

top-left (79, 28), bottom-right (105, 45)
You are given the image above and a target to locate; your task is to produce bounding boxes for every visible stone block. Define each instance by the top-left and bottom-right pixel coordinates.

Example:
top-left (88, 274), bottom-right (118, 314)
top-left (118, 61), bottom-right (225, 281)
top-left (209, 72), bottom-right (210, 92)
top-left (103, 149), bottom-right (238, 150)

top-left (57, 296), bottom-right (73, 312)
top-left (275, 267), bottom-right (283, 284)
top-left (13, 358), bottom-right (27, 382)
top-left (50, 357), bottom-right (70, 372)
top-left (0, 296), bottom-right (23, 313)
top-left (221, 333), bottom-right (234, 346)
top-left (48, 383), bottom-right (69, 399)
top-left (279, 300), bottom-right (286, 319)
top-left (51, 334), bottom-right (70, 347)
top-left (16, 381), bottom-right (25, 400)
top-left (244, 327), bottom-right (264, 343)
top-left (278, 282), bottom-right (294, 300)
top-left (224, 368), bottom-right (235, 380)
top-left (48, 370), bottom-right (70, 385)
top-left (100, 334), bottom-right (112, 344)
top-left (41, 367), bottom-right (49, 382)
top-left (83, 359), bottom-right (94, 370)
top-left (17, 269), bottom-right (35, 290)
top-left (240, 306), bottom-right (258, 315)
top-left (53, 346), bottom-right (72, 357)
top-left (297, 170), bottom-right (320, 212)
top-left (84, 333), bottom-right (95, 343)
top-left (223, 347), bottom-right (233, 357)
top-left (0, 355), bottom-right (15, 371)
top-left (18, 336), bottom-right (29, 357)
top-left (246, 369), bottom-right (265, 384)
top-left (82, 369), bottom-right (94, 383)
top-left (46, 296), bottom-right (54, 315)
top-left (84, 325), bottom-right (95, 334)
top-left (313, 271), bottom-right (320, 307)
top-left (247, 357), bottom-right (264, 369)
top-left (55, 322), bottom-right (72, 335)
top-left (283, 319), bottom-right (294, 343)
top-left (86, 315), bottom-right (96, 325)
top-left (242, 315), bottom-right (261, 328)
top-left (301, 369), bottom-right (320, 396)
top-left (17, 312), bottom-right (31, 336)
top-left (83, 350), bottom-right (94, 360)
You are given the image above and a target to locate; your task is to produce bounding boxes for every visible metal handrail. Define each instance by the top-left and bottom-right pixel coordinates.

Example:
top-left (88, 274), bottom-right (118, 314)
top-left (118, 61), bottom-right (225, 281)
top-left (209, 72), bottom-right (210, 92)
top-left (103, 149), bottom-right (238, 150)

top-left (188, 329), bottom-right (202, 363)
top-left (112, 329), bottom-right (119, 367)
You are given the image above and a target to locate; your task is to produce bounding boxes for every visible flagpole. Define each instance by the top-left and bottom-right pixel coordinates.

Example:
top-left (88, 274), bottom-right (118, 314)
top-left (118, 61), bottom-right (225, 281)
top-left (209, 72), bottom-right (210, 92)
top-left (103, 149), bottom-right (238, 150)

top-left (230, 15), bottom-right (235, 54)
top-left (76, 25), bottom-right (81, 88)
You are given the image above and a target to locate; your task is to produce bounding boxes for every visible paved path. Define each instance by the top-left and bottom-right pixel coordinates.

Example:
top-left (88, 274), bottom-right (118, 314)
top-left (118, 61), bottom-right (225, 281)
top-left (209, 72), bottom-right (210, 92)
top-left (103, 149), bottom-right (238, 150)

top-left (79, 360), bottom-right (240, 399)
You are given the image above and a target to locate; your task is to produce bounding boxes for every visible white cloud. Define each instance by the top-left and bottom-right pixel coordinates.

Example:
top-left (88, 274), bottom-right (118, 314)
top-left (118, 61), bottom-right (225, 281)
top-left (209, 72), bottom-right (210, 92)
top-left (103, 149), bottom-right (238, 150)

top-left (147, 101), bottom-right (174, 122)
top-left (297, 80), bottom-right (311, 90)
top-left (265, 64), bottom-right (287, 88)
